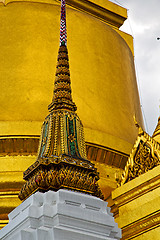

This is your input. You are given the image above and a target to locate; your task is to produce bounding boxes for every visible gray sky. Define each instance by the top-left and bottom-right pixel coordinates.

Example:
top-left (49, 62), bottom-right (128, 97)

top-left (110, 0), bottom-right (160, 135)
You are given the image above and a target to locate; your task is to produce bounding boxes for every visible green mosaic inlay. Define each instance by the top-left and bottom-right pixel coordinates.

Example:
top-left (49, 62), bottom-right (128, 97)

top-left (40, 121), bottom-right (48, 157)
top-left (66, 116), bottom-right (80, 157)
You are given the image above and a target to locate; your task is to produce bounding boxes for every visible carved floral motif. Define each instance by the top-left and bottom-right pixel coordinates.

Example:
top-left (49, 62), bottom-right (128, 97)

top-left (127, 141), bottom-right (160, 182)
top-left (120, 127), bottom-right (160, 185)
top-left (19, 165), bottom-right (103, 201)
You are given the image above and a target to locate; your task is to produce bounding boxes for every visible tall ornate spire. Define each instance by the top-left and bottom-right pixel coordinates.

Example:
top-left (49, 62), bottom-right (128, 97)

top-left (48, 0), bottom-right (76, 113)
top-left (19, 0), bottom-right (103, 201)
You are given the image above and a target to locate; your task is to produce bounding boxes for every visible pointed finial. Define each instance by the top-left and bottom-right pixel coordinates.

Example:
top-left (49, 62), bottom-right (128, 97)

top-left (48, 0), bottom-right (77, 112)
top-left (60, 0), bottom-right (67, 46)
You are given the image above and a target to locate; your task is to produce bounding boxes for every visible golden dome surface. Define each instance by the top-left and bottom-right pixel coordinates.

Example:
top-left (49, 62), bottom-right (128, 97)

top-left (0, 0), bottom-right (143, 153)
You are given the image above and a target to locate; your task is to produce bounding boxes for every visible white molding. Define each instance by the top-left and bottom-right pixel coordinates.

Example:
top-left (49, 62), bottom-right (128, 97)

top-left (0, 190), bottom-right (121, 240)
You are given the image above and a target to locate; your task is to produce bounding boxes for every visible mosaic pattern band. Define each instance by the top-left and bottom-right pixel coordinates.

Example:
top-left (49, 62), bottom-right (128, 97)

top-left (0, 136), bottom-right (128, 168)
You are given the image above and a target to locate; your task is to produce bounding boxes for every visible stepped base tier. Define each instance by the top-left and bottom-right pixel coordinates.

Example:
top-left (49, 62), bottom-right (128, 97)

top-left (0, 190), bottom-right (121, 240)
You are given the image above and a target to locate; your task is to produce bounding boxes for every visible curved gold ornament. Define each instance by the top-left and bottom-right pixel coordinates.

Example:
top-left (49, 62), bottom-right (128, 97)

top-left (119, 123), bottom-right (160, 186)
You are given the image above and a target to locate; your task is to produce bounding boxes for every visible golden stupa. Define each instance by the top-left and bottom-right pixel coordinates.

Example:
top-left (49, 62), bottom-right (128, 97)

top-left (0, 0), bottom-right (143, 228)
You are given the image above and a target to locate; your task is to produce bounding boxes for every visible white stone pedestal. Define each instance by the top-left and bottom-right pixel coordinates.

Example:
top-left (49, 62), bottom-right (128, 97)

top-left (0, 190), bottom-right (121, 240)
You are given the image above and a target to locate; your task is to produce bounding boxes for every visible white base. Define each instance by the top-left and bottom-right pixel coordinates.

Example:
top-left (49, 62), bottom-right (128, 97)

top-left (0, 190), bottom-right (121, 240)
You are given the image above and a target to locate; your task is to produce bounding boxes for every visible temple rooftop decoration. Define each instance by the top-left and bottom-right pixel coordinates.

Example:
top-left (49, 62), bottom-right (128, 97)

top-left (18, 0), bottom-right (103, 201)
top-left (118, 117), bottom-right (160, 185)
top-left (112, 117), bottom-right (160, 239)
